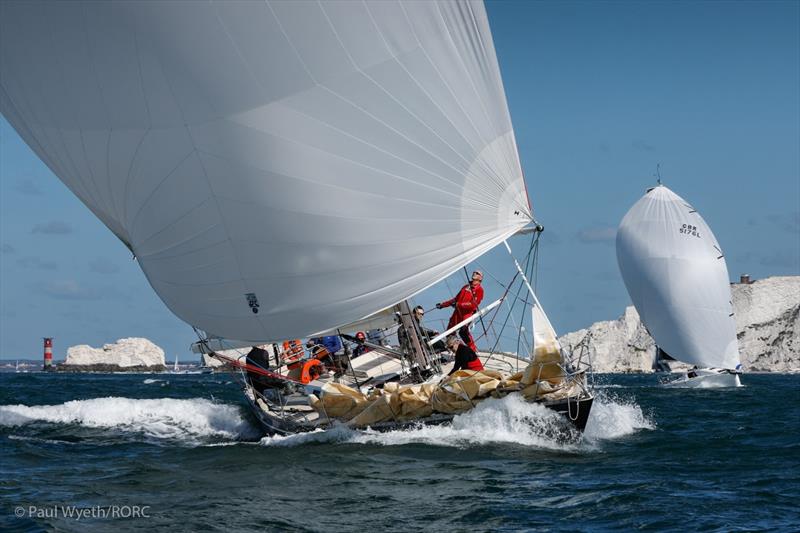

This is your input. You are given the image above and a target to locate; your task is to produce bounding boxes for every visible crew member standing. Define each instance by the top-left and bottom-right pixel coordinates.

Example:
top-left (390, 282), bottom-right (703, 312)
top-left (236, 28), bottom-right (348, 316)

top-left (436, 270), bottom-right (484, 352)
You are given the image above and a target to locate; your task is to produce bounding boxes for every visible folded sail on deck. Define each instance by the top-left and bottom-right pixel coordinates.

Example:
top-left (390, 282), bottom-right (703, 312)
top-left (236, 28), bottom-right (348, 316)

top-left (0, 1), bottom-right (532, 342)
top-left (616, 185), bottom-right (740, 370)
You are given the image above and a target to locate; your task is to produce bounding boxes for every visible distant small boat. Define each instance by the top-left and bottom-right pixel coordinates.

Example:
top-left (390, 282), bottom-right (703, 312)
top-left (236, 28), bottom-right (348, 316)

top-left (617, 184), bottom-right (742, 388)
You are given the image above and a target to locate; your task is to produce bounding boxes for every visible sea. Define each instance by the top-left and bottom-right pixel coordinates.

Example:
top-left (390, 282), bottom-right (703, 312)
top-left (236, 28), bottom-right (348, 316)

top-left (1, 371), bottom-right (797, 532)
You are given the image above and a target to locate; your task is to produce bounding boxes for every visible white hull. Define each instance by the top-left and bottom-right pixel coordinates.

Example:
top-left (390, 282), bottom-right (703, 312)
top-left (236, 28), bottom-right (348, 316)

top-left (661, 368), bottom-right (742, 388)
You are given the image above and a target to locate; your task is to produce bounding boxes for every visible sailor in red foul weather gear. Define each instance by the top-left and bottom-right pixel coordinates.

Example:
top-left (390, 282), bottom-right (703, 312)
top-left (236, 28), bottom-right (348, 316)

top-left (436, 270), bottom-right (484, 351)
top-left (445, 336), bottom-right (484, 375)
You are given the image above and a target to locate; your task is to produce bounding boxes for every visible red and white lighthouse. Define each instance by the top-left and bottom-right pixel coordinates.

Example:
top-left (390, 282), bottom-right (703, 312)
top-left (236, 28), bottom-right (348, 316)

top-left (43, 337), bottom-right (53, 370)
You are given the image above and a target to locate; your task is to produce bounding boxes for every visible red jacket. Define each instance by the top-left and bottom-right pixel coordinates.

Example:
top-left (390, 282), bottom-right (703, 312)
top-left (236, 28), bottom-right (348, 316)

top-left (440, 282), bottom-right (484, 329)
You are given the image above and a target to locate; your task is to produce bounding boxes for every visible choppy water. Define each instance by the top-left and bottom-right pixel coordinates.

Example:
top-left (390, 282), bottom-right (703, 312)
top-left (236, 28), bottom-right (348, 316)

top-left (1, 372), bottom-right (797, 532)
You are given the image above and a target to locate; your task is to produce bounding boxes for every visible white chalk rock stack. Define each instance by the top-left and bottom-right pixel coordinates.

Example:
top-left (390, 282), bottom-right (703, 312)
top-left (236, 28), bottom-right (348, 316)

top-left (62, 338), bottom-right (166, 371)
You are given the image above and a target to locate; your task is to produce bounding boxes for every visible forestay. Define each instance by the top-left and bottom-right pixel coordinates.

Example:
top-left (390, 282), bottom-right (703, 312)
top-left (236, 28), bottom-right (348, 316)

top-left (0, 1), bottom-right (532, 342)
top-left (616, 185), bottom-right (740, 369)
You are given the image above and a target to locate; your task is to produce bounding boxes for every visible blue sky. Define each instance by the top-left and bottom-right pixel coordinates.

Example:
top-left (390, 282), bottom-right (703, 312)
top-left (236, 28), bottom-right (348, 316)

top-left (1, 0), bottom-right (798, 361)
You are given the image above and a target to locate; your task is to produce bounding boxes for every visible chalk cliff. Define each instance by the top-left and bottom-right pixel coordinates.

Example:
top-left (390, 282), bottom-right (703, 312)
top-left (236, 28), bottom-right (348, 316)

top-left (559, 276), bottom-right (800, 373)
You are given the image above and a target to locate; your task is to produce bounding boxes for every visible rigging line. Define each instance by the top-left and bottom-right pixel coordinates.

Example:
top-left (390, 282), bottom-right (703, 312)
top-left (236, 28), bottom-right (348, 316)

top-left (532, 231), bottom-right (541, 292)
top-left (477, 242), bottom-right (534, 356)
top-left (472, 269), bottom-right (520, 345)
top-left (463, 266), bottom-right (489, 346)
top-left (472, 258), bottom-right (508, 289)
top-left (485, 273), bottom-right (525, 358)
top-left (337, 328), bottom-right (362, 390)
top-left (514, 234), bottom-right (537, 358)
top-left (502, 296), bottom-right (526, 373)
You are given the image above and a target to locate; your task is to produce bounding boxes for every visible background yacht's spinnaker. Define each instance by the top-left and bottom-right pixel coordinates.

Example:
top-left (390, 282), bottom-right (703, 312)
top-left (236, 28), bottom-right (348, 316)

top-left (0, 0), bottom-right (532, 343)
top-left (616, 185), bottom-right (740, 371)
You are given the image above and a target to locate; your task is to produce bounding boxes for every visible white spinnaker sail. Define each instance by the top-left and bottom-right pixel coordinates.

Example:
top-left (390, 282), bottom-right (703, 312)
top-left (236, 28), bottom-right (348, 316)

top-left (0, 1), bottom-right (532, 342)
top-left (616, 185), bottom-right (740, 370)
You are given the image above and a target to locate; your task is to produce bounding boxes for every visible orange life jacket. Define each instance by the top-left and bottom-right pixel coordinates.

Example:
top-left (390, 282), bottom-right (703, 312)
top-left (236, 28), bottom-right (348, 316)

top-left (300, 359), bottom-right (322, 384)
top-left (281, 339), bottom-right (304, 364)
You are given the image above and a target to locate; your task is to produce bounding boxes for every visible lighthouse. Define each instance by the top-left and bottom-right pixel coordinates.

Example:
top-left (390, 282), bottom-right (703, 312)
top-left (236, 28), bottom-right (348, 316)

top-left (43, 337), bottom-right (53, 371)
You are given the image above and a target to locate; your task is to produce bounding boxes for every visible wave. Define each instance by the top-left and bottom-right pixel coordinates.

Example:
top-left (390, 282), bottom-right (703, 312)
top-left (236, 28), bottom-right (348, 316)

top-left (583, 392), bottom-right (655, 441)
top-left (261, 391), bottom-right (655, 451)
top-left (0, 397), bottom-right (260, 443)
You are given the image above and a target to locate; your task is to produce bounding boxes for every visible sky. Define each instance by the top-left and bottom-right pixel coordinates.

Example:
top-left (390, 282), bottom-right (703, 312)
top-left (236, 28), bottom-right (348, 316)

top-left (1, 0), bottom-right (798, 361)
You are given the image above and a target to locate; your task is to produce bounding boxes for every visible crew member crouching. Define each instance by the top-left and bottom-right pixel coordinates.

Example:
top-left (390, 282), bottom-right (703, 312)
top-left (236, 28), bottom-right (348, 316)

top-left (445, 335), bottom-right (484, 375)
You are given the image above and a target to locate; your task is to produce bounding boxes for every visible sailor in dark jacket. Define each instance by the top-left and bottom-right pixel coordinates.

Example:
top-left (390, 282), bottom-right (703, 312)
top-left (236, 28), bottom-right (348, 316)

top-left (398, 305), bottom-right (446, 353)
top-left (445, 335), bottom-right (484, 375)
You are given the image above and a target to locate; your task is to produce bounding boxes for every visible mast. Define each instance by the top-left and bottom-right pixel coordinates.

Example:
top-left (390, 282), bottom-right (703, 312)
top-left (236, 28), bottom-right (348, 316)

top-left (396, 300), bottom-right (437, 375)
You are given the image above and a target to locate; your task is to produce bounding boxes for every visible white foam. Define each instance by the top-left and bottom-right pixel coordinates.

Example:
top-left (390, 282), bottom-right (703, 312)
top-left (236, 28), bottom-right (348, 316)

top-left (259, 392), bottom-right (655, 450)
top-left (261, 395), bottom-right (582, 451)
top-left (0, 397), bottom-right (260, 442)
top-left (260, 425), bottom-right (356, 447)
top-left (584, 394), bottom-right (655, 441)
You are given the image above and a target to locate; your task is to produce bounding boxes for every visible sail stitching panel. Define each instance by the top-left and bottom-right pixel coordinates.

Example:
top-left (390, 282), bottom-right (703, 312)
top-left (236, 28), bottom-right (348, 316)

top-left (35, 3), bottom-right (108, 224)
top-left (398, 0), bottom-right (523, 202)
top-left (318, 2), bottom-right (478, 175)
top-left (133, 197), bottom-right (218, 255)
top-left (199, 144), bottom-right (512, 213)
top-left (121, 6), bottom-right (266, 337)
top-left (183, 124), bottom-right (268, 338)
top-left (216, 118), bottom-right (466, 203)
top-left (397, 2), bottom-right (503, 175)
top-left (128, 149), bottom-right (197, 235)
top-left (268, 2), bottom-right (514, 206)
top-left (265, 1), bottom-right (320, 85)
top-left (210, 2), bottom-right (274, 108)
top-left (365, 1), bottom-right (488, 175)
top-left (60, 4), bottom-right (111, 220)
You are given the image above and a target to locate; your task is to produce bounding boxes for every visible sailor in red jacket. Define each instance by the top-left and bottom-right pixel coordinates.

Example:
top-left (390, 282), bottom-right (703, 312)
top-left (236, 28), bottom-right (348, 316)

top-left (436, 270), bottom-right (484, 352)
top-left (445, 335), bottom-right (484, 375)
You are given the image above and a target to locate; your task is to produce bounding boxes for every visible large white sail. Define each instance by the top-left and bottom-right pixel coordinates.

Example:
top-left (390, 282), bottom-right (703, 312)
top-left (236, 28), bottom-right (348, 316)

top-left (616, 185), bottom-right (740, 370)
top-left (0, 1), bottom-right (532, 342)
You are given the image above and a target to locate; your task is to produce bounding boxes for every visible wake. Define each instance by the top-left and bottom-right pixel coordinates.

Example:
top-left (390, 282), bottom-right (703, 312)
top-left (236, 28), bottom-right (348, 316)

top-left (261, 391), bottom-right (654, 451)
top-left (0, 397), bottom-right (261, 444)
